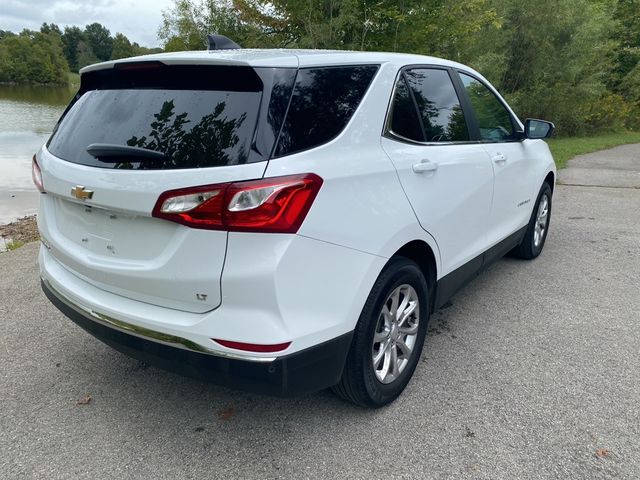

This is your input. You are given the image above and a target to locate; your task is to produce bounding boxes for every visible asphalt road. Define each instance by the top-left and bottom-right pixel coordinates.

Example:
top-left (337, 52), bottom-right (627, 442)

top-left (1, 146), bottom-right (639, 479)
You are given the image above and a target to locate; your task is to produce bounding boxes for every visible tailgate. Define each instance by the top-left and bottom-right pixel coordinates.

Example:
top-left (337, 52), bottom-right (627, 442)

top-left (36, 63), bottom-right (295, 313)
top-left (38, 148), bottom-right (266, 313)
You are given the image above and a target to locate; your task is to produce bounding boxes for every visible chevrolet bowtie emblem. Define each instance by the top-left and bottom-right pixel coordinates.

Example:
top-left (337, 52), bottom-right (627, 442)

top-left (71, 185), bottom-right (94, 200)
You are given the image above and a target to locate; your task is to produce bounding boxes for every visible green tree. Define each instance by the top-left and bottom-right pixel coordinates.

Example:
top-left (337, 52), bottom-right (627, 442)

top-left (235, 0), bottom-right (498, 55)
top-left (470, 0), bottom-right (617, 135)
top-left (40, 22), bottom-right (62, 37)
top-left (159, 0), bottom-right (498, 55)
top-left (77, 40), bottom-right (100, 69)
top-left (62, 26), bottom-right (85, 71)
top-left (163, 35), bottom-right (191, 52)
top-left (607, 0), bottom-right (640, 127)
top-left (609, 0), bottom-right (640, 89)
top-left (0, 29), bottom-right (69, 84)
top-left (0, 30), bottom-right (16, 41)
top-left (84, 22), bottom-right (114, 61)
top-left (159, 0), bottom-right (258, 50)
top-left (111, 33), bottom-right (137, 59)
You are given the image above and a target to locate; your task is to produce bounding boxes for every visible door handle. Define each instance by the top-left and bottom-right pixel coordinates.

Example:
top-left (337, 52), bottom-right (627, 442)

top-left (412, 159), bottom-right (438, 174)
top-left (492, 153), bottom-right (507, 164)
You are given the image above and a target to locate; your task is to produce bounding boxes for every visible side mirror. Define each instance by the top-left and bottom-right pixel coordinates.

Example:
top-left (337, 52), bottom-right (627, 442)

top-left (524, 118), bottom-right (555, 139)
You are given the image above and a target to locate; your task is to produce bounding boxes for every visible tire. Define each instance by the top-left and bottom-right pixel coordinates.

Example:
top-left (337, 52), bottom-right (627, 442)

top-left (511, 182), bottom-right (552, 260)
top-left (332, 257), bottom-right (430, 408)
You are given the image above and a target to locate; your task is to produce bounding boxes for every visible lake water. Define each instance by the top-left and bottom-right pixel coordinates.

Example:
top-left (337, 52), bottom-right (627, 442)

top-left (0, 85), bottom-right (74, 224)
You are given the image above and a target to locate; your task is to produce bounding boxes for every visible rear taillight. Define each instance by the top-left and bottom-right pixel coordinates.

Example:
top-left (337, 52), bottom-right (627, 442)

top-left (152, 174), bottom-right (323, 233)
top-left (32, 155), bottom-right (45, 193)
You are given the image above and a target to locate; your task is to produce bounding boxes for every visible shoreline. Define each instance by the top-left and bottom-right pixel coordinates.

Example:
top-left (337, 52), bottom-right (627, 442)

top-left (0, 80), bottom-right (71, 87)
top-left (0, 188), bottom-right (40, 225)
top-left (0, 215), bottom-right (39, 252)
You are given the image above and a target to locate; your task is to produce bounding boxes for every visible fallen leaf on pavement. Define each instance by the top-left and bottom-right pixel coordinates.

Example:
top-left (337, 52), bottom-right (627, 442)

top-left (217, 406), bottom-right (235, 421)
top-left (76, 394), bottom-right (92, 405)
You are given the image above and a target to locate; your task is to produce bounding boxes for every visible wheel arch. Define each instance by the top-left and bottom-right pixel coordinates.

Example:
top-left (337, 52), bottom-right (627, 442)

top-left (544, 170), bottom-right (555, 192)
top-left (391, 240), bottom-right (438, 312)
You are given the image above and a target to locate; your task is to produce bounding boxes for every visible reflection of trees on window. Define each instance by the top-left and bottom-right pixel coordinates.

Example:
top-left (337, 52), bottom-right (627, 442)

top-left (120, 99), bottom-right (246, 169)
top-left (391, 78), bottom-right (424, 142)
top-left (267, 78), bottom-right (295, 144)
top-left (461, 75), bottom-right (513, 141)
top-left (405, 70), bottom-right (442, 141)
top-left (275, 66), bottom-right (378, 156)
top-left (404, 69), bottom-right (469, 142)
top-left (446, 104), bottom-right (468, 141)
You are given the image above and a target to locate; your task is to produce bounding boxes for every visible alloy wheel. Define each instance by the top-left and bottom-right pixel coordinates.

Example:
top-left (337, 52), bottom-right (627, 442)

top-left (371, 284), bottom-right (420, 384)
top-left (533, 194), bottom-right (549, 248)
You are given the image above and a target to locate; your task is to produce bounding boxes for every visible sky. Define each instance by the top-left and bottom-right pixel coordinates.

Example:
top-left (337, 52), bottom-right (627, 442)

top-left (0, 0), bottom-right (175, 47)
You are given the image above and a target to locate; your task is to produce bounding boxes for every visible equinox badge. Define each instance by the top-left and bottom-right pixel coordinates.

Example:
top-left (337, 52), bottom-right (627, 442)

top-left (71, 185), bottom-right (94, 200)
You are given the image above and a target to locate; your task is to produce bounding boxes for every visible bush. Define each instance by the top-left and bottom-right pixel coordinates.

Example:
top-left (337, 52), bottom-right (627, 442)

top-left (584, 93), bottom-right (631, 134)
top-left (0, 30), bottom-right (68, 85)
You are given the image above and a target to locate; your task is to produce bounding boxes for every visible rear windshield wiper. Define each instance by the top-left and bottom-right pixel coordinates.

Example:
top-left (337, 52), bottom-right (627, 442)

top-left (86, 143), bottom-right (166, 162)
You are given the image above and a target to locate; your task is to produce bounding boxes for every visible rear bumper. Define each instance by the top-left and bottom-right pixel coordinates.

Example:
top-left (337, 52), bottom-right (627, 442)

top-left (42, 279), bottom-right (352, 397)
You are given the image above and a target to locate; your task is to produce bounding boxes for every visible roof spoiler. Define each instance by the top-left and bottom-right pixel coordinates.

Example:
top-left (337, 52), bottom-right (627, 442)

top-left (207, 34), bottom-right (241, 50)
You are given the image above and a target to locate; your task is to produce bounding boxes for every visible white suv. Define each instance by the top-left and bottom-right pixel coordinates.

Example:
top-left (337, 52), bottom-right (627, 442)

top-left (36, 46), bottom-right (555, 407)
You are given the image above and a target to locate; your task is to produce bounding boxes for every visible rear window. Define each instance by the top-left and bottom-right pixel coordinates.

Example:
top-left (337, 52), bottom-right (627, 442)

top-left (389, 76), bottom-right (425, 142)
top-left (274, 65), bottom-right (379, 157)
top-left (47, 65), bottom-right (296, 169)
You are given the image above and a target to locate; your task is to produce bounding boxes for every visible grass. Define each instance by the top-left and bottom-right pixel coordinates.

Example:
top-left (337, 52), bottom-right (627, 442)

top-left (548, 131), bottom-right (640, 169)
top-left (67, 71), bottom-right (80, 87)
top-left (5, 240), bottom-right (24, 251)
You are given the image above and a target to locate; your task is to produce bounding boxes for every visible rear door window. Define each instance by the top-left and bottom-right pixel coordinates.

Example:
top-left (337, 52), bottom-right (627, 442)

top-left (274, 65), bottom-right (379, 157)
top-left (389, 76), bottom-right (425, 142)
top-left (47, 65), bottom-right (296, 169)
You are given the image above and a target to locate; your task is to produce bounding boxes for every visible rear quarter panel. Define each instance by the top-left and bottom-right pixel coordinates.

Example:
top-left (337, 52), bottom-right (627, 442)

top-left (264, 62), bottom-right (441, 271)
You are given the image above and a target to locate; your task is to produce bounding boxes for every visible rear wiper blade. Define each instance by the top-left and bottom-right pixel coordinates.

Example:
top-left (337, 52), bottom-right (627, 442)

top-left (86, 143), bottom-right (166, 162)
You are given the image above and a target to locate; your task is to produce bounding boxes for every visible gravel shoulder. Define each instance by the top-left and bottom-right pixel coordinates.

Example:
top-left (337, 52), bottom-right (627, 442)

top-left (1, 147), bottom-right (639, 479)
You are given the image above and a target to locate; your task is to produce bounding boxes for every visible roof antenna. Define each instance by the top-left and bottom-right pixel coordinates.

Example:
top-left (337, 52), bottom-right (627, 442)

top-left (207, 34), bottom-right (241, 50)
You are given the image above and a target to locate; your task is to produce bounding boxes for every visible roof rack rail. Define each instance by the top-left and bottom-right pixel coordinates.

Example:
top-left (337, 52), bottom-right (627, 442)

top-left (207, 34), bottom-right (241, 50)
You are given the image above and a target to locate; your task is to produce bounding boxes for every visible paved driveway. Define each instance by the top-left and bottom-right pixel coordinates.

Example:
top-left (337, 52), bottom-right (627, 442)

top-left (1, 145), bottom-right (639, 479)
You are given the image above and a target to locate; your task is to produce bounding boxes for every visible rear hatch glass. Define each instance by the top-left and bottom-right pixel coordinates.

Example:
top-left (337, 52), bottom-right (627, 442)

top-left (47, 64), bottom-right (295, 169)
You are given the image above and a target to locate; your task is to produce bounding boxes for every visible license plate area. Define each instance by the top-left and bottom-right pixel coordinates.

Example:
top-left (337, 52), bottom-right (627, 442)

top-left (54, 198), bottom-right (176, 261)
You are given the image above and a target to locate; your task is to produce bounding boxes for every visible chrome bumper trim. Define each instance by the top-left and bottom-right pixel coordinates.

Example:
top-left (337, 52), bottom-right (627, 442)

top-left (42, 277), bottom-right (277, 363)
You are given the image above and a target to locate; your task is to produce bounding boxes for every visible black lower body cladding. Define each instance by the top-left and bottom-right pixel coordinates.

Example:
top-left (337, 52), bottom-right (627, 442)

top-left (42, 280), bottom-right (353, 397)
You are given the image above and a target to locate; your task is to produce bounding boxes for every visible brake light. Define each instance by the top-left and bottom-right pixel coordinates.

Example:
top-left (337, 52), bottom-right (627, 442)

top-left (32, 155), bottom-right (45, 193)
top-left (152, 174), bottom-right (323, 233)
top-left (213, 339), bottom-right (291, 353)
top-left (114, 61), bottom-right (164, 71)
